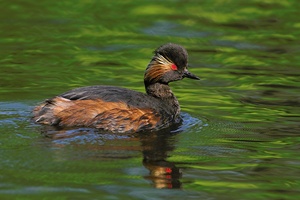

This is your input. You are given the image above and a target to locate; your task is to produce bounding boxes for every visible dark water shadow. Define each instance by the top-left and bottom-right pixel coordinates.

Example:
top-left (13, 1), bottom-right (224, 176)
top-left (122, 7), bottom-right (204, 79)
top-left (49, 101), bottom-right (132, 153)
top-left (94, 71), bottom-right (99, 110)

top-left (36, 113), bottom-right (202, 189)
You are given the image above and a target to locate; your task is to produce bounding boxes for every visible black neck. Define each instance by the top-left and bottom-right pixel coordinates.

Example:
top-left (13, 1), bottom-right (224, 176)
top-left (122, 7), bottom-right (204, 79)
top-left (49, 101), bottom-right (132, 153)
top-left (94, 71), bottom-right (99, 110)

top-left (145, 82), bottom-right (180, 117)
top-left (145, 82), bottom-right (170, 97)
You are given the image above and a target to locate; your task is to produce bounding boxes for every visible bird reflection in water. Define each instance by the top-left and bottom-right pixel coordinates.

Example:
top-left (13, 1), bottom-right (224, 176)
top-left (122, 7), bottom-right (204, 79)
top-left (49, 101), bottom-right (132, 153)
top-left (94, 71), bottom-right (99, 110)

top-left (139, 124), bottom-right (183, 189)
top-left (38, 120), bottom-right (185, 189)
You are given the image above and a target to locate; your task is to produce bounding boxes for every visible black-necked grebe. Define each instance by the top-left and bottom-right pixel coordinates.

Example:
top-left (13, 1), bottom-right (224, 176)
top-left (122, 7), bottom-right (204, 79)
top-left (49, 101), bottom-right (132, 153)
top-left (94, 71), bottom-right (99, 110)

top-left (33, 43), bottom-right (200, 133)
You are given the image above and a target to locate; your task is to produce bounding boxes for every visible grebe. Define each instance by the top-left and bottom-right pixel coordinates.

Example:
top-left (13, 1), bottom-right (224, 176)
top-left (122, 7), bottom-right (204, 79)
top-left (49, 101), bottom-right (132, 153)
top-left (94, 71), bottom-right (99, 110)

top-left (33, 43), bottom-right (199, 133)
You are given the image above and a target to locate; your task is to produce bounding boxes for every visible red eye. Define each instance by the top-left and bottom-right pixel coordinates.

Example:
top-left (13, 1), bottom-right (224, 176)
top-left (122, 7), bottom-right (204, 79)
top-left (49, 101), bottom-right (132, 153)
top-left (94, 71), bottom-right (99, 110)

top-left (171, 64), bottom-right (178, 70)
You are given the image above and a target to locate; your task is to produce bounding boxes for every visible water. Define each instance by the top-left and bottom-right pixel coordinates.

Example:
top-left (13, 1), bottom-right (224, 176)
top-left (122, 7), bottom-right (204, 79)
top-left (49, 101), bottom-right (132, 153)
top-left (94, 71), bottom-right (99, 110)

top-left (1, 0), bottom-right (299, 199)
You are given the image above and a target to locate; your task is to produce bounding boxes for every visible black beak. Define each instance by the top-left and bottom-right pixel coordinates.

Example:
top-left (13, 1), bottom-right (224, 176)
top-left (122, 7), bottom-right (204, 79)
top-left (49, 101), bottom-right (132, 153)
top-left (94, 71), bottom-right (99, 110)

top-left (183, 70), bottom-right (200, 80)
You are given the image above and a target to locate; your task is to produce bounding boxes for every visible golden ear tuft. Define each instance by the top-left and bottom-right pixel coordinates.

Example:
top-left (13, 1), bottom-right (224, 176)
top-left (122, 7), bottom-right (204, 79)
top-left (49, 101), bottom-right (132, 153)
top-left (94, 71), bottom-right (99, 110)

top-left (144, 54), bottom-right (175, 83)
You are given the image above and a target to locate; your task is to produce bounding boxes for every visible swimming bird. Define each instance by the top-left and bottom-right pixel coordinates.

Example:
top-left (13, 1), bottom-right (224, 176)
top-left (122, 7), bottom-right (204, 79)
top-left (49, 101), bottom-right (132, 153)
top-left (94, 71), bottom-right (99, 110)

top-left (33, 43), bottom-right (199, 133)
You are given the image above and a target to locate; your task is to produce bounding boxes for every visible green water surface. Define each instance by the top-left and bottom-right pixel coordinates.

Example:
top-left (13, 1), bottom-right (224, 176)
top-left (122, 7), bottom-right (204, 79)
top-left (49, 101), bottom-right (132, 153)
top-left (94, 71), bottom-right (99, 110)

top-left (0, 0), bottom-right (299, 199)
